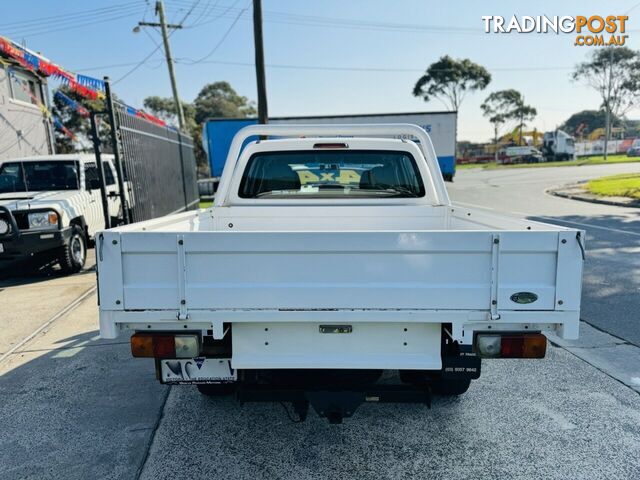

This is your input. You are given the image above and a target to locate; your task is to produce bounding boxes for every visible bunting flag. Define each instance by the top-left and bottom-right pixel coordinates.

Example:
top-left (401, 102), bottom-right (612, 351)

top-left (54, 90), bottom-right (90, 118)
top-left (76, 74), bottom-right (105, 92)
top-left (1, 35), bottom-right (175, 134)
top-left (0, 35), bottom-right (105, 101)
top-left (52, 115), bottom-right (76, 141)
top-left (123, 104), bottom-right (173, 129)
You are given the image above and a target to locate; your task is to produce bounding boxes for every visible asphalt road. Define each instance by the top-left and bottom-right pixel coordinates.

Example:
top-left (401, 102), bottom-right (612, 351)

top-left (449, 163), bottom-right (640, 346)
top-left (1, 164), bottom-right (639, 480)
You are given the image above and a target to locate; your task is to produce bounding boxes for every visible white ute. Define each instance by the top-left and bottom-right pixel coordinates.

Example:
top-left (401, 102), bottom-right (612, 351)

top-left (98, 125), bottom-right (584, 423)
top-left (0, 154), bottom-right (125, 273)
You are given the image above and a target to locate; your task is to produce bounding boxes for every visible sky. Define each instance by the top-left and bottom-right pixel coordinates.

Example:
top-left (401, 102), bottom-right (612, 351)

top-left (3, 0), bottom-right (640, 142)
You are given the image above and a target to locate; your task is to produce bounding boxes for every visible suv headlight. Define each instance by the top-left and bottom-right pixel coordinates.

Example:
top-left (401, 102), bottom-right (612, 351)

top-left (28, 211), bottom-right (59, 230)
top-left (0, 218), bottom-right (9, 235)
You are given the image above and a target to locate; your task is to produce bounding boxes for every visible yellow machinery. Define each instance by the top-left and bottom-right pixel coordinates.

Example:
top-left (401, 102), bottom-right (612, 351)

top-left (484, 127), bottom-right (543, 154)
top-left (588, 127), bottom-right (624, 141)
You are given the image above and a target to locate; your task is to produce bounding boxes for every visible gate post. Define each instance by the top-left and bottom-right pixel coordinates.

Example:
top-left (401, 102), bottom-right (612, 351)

top-left (176, 130), bottom-right (189, 209)
top-left (89, 112), bottom-right (111, 229)
top-left (104, 76), bottom-right (130, 224)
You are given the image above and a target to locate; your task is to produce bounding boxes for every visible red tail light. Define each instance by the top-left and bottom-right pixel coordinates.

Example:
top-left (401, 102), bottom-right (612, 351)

top-left (476, 333), bottom-right (547, 358)
top-left (130, 333), bottom-right (199, 358)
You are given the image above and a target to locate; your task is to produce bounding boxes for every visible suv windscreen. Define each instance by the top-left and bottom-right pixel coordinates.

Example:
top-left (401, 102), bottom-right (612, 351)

top-left (0, 161), bottom-right (79, 193)
top-left (239, 150), bottom-right (425, 199)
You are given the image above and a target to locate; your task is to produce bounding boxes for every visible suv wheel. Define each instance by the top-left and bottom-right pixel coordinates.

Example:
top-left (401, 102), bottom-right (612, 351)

top-left (59, 225), bottom-right (87, 274)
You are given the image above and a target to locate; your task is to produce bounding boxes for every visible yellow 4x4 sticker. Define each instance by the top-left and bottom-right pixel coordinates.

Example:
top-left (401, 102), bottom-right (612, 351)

top-left (297, 169), bottom-right (361, 185)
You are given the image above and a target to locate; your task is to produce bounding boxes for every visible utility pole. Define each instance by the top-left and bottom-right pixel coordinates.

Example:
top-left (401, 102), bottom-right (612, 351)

top-left (253, 0), bottom-right (268, 124)
top-left (137, 1), bottom-right (186, 131)
top-left (518, 95), bottom-right (524, 146)
top-left (603, 48), bottom-right (614, 161)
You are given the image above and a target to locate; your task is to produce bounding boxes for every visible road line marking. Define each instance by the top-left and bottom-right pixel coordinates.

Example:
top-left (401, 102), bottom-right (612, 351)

top-left (534, 216), bottom-right (640, 237)
top-left (0, 286), bottom-right (96, 365)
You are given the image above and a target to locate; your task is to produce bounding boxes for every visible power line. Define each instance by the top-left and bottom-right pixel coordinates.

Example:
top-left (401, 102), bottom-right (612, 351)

top-left (164, 0), bottom-right (480, 34)
top-left (113, 44), bottom-right (165, 84)
top-left (190, 0), bottom-right (222, 27)
top-left (75, 60), bottom-right (166, 72)
top-left (176, 0), bottom-right (202, 25)
top-left (78, 58), bottom-right (575, 74)
top-left (3, 5), bottom-right (147, 39)
top-left (179, 1), bottom-right (249, 64)
top-left (113, 0), bottom-right (190, 85)
top-left (180, 0), bottom-right (242, 28)
top-left (176, 59), bottom-right (575, 73)
top-left (0, 2), bottom-right (142, 28)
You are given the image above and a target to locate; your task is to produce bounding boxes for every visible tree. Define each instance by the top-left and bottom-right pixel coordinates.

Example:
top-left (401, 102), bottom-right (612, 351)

top-left (144, 82), bottom-right (256, 175)
top-left (51, 87), bottom-right (107, 153)
top-left (560, 110), bottom-right (621, 139)
top-left (572, 47), bottom-right (640, 159)
top-left (144, 95), bottom-right (207, 174)
top-left (143, 96), bottom-right (195, 126)
top-left (413, 56), bottom-right (491, 111)
top-left (481, 89), bottom-right (536, 161)
top-left (193, 81), bottom-right (256, 123)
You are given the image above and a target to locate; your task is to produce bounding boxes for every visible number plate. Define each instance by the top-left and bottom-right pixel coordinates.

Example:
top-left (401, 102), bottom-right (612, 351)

top-left (160, 357), bottom-right (236, 384)
top-left (0, 243), bottom-right (4, 253)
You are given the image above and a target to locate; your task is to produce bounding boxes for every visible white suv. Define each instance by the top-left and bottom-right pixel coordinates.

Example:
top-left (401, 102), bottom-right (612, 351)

top-left (0, 154), bottom-right (124, 274)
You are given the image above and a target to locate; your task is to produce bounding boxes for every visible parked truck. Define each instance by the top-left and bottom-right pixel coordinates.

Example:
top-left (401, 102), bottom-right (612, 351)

top-left (542, 130), bottom-right (575, 161)
top-left (97, 125), bottom-right (584, 423)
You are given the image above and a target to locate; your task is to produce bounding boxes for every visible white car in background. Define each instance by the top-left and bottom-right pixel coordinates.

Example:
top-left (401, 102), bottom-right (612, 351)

top-left (0, 154), bottom-right (124, 274)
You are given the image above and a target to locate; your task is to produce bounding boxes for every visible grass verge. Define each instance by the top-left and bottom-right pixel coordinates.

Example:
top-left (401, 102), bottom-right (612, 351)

top-left (457, 155), bottom-right (640, 171)
top-left (199, 200), bottom-right (213, 208)
top-left (586, 173), bottom-right (640, 200)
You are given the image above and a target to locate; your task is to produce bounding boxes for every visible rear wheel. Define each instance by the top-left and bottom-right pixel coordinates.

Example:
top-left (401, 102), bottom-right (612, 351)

top-left (58, 225), bottom-right (86, 274)
top-left (197, 383), bottom-right (237, 396)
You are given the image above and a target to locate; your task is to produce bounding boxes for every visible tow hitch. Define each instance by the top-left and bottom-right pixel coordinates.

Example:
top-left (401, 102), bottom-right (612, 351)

top-left (238, 383), bottom-right (433, 424)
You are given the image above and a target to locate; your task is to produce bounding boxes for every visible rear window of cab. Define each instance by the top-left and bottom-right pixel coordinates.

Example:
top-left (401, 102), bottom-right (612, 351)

top-left (239, 150), bottom-right (425, 199)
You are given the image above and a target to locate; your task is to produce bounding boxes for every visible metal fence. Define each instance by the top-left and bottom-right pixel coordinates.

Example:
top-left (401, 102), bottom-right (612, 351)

top-left (114, 103), bottom-right (199, 223)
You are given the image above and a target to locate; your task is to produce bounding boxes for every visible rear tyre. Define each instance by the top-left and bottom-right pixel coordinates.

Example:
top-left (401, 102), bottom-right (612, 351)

top-left (58, 225), bottom-right (86, 274)
top-left (197, 383), bottom-right (237, 396)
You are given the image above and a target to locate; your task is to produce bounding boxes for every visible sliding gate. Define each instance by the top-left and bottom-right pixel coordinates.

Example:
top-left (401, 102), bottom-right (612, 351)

top-left (114, 103), bottom-right (199, 223)
top-left (90, 79), bottom-right (199, 227)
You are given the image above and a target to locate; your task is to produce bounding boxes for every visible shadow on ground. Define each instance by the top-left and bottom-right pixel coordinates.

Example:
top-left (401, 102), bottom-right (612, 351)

top-left (0, 330), bottom-right (166, 480)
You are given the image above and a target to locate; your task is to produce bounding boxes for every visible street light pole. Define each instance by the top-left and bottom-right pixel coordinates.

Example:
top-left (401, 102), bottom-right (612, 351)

top-left (253, 0), bottom-right (268, 124)
top-left (138, 1), bottom-right (186, 131)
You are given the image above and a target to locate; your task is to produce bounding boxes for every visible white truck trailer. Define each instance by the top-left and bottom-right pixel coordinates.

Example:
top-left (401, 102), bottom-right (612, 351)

top-left (97, 125), bottom-right (584, 423)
